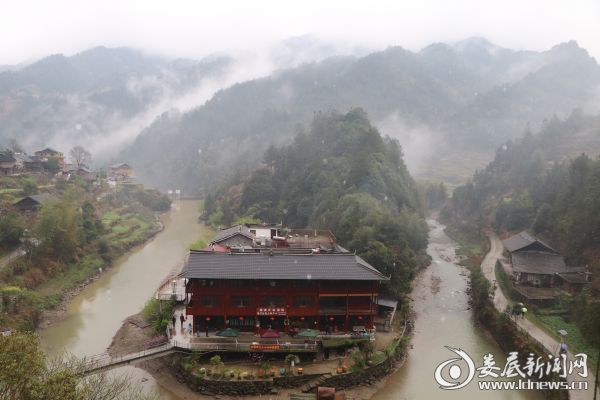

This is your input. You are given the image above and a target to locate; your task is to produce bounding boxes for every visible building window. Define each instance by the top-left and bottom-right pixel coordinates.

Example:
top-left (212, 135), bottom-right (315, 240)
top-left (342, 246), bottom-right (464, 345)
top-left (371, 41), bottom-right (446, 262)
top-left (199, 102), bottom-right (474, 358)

top-left (320, 296), bottom-right (345, 309)
top-left (199, 296), bottom-right (219, 307)
top-left (293, 296), bottom-right (314, 308)
top-left (260, 296), bottom-right (284, 307)
top-left (231, 296), bottom-right (251, 307)
top-left (228, 316), bottom-right (255, 327)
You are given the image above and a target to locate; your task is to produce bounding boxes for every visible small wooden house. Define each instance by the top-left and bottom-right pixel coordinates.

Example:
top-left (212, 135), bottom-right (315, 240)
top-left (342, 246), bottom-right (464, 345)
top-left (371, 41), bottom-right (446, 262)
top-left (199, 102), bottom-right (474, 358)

top-left (502, 231), bottom-right (585, 288)
top-left (35, 148), bottom-right (65, 169)
top-left (0, 153), bottom-right (16, 175)
top-left (13, 193), bottom-right (59, 213)
top-left (110, 163), bottom-right (133, 179)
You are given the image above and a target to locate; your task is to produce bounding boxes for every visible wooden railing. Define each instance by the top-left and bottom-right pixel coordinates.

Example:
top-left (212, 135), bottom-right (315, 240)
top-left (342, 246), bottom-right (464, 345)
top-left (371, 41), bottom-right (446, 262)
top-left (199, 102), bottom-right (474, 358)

top-left (83, 338), bottom-right (319, 374)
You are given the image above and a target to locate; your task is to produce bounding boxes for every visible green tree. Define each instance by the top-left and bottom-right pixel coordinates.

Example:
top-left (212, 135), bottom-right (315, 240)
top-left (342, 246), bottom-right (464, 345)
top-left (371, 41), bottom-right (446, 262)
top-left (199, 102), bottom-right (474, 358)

top-left (81, 201), bottom-right (102, 243)
top-left (43, 158), bottom-right (60, 174)
top-left (0, 332), bottom-right (156, 400)
top-left (22, 181), bottom-right (39, 196)
top-left (0, 211), bottom-right (24, 247)
top-left (34, 199), bottom-right (82, 261)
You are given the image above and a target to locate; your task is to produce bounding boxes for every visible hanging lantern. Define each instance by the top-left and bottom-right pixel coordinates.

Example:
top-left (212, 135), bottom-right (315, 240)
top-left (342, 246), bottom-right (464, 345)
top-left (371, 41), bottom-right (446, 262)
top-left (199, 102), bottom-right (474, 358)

top-left (205, 317), bottom-right (211, 321)
top-left (357, 316), bottom-right (363, 320)
top-left (300, 316), bottom-right (305, 321)
top-left (239, 316), bottom-right (245, 320)
top-left (270, 316), bottom-right (275, 321)
top-left (328, 316), bottom-right (334, 321)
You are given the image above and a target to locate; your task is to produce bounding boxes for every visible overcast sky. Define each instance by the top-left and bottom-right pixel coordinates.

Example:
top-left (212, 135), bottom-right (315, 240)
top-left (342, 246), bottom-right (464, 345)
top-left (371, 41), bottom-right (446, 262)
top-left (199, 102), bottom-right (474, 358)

top-left (1, 0), bottom-right (599, 65)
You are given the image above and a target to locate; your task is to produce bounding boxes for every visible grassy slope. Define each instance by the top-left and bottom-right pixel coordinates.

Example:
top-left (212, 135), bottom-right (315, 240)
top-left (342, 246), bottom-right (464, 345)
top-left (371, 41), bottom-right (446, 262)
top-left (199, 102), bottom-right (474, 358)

top-left (189, 201), bottom-right (215, 250)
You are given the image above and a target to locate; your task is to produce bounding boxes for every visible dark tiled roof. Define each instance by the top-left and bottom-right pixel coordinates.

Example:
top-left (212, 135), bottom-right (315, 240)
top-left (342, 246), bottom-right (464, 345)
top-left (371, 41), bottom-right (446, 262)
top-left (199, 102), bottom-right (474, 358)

top-left (502, 231), bottom-right (556, 253)
top-left (558, 272), bottom-right (590, 284)
top-left (36, 147), bottom-right (60, 154)
top-left (210, 224), bottom-right (254, 244)
top-left (111, 162), bottom-right (131, 169)
top-left (0, 153), bottom-right (16, 163)
top-left (183, 252), bottom-right (388, 281)
top-left (512, 251), bottom-right (567, 274)
top-left (13, 193), bottom-right (59, 206)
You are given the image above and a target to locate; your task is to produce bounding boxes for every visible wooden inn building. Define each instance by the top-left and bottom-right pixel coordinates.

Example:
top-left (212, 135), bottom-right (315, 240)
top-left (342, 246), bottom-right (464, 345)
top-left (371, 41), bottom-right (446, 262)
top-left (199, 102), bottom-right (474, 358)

top-left (182, 224), bottom-right (389, 336)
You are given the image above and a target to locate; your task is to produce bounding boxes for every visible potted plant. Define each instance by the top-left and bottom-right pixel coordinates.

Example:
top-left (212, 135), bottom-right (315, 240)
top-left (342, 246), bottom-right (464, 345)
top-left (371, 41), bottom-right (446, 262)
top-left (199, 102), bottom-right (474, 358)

top-left (284, 354), bottom-right (300, 374)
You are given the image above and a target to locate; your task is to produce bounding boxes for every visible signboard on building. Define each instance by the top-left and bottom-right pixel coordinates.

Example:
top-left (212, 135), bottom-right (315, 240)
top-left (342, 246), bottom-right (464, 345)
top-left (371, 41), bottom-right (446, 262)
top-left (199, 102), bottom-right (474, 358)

top-left (256, 307), bottom-right (287, 316)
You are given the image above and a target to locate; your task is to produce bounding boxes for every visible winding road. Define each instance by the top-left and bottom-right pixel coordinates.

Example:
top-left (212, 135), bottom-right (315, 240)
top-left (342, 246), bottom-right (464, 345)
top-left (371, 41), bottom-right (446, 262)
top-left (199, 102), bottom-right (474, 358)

top-left (481, 232), bottom-right (596, 400)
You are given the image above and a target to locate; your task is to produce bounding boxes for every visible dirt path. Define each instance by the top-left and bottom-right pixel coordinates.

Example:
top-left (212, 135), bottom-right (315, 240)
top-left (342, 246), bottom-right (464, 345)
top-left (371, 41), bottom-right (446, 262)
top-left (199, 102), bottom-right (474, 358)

top-left (482, 232), bottom-right (596, 400)
top-left (0, 247), bottom-right (25, 271)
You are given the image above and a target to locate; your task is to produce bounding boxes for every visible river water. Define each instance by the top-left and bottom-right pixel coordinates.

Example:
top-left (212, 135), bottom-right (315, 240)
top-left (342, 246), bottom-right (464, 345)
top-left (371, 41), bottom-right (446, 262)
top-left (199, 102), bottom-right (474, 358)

top-left (371, 220), bottom-right (541, 400)
top-left (39, 210), bottom-right (541, 399)
top-left (39, 199), bottom-right (203, 399)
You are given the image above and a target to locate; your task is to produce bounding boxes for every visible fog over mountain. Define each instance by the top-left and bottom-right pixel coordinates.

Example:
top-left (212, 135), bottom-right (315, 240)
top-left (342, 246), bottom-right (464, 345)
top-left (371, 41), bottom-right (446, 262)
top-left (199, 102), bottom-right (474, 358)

top-left (2, 36), bottom-right (599, 192)
top-left (116, 38), bottom-right (600, 193)
top-left (0, 47), bottom-right (230, 159)
top-left (0, 35), bottom-right (370, 163)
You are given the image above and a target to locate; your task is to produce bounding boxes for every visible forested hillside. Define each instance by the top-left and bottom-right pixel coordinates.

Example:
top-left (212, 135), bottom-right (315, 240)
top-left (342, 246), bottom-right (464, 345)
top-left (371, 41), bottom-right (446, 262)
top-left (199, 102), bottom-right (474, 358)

top-left (121, 39), bottom-right (600, 193)
top-left (445, 111), bottom-right (600, 265)
top-left (203, 109), bottom-right (429, 298)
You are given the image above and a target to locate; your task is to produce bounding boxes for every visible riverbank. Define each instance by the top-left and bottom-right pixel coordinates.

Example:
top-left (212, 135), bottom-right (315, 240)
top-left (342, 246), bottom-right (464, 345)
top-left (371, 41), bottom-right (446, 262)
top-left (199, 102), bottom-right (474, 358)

top-left (37, 215), bottom-right (163, 329)
top-left (0, 178), bottom-right (173, 331)
top-left (445, 226), bottom-right (569, 399)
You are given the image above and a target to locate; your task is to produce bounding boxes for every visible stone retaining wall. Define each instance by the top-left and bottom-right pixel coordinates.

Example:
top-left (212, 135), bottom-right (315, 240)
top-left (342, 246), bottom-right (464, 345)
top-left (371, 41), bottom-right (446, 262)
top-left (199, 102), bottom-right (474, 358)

top-left (174, 335), bottom-right (409, 396)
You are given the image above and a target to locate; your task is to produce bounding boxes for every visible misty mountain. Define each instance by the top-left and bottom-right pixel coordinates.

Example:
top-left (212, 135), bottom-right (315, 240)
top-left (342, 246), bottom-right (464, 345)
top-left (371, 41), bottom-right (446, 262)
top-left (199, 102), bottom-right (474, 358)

top-left (0, 47), bottom-right (231, 158)
top-left (446, 41), bottom-right (600, 146)
top-left (120, 38), bottom-right (600, 193)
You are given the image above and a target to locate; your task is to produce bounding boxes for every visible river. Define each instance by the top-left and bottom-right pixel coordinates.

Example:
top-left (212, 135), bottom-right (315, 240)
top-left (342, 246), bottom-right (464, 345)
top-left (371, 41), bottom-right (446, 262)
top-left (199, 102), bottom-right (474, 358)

top-left (371, 220), bottom-right (541, 400)
top-left (39, 210), bottom-right (541, 399)
top-left (39, 199), bottom-right (204, 399)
